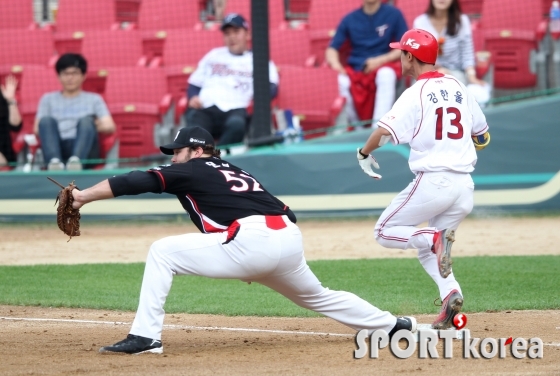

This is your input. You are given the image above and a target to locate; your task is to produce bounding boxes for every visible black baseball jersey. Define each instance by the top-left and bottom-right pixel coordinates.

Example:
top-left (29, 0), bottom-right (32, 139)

top-left (147, 157), bottom-right (293, 233)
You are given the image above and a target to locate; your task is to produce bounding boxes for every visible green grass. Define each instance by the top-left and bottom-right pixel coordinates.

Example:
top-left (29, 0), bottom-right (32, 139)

top-left (0, 256), bottom-right (558, 316)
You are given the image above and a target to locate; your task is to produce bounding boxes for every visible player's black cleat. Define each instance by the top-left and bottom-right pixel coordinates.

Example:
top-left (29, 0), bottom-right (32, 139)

top-left (388, 316), bottom-right (417, 339)
top-left (99, 334), bottom-right (163, 354)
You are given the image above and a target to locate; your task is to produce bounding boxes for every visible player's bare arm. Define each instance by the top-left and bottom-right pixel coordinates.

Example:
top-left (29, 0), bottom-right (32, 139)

top-left (72, 179), bottom-right (115, 209)
top-left (361, 126), bottom-right (392, 155)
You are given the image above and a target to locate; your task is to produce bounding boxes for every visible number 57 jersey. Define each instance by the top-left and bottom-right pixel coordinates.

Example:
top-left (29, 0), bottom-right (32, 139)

top-left (377, 71), bottom-right (489, 173)
top-left (149, 158), bottom-right (293, 233)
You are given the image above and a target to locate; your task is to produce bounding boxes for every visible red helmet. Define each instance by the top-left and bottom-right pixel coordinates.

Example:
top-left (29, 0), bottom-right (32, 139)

top-left (389, 29), bottom-right (438, 64)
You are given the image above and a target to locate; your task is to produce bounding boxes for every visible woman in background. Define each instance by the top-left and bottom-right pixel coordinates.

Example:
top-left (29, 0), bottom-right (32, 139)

top-left (413, 0), bottom-right (490, 105)
top-left (0, 75), bottom-right (22, 170)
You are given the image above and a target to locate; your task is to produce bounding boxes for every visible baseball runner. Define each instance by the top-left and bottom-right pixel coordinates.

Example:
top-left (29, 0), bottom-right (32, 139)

top-left (70, 126), bottom-right (417, 354)
top-left (356, 29), bottom-right (490, 329)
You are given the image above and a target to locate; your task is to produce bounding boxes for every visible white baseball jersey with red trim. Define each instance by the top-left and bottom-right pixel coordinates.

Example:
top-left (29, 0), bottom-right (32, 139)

top-left (188, 47), bottom-right (279, 112)
top-left (377, 71), bottom-right (488, 173)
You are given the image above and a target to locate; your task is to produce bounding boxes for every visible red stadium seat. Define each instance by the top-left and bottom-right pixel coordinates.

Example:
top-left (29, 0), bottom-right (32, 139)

top-left (459, 0), bottom-right (484, 16)
top-left (393, 0), bottom-right (425, 31)
top-left (55, 0), bottom-right (119, 32)
top-left (275, 66), bottom-right (345, 139)
top-left (308, 0), bottom-right (358, 65)
top-left (18, 67), bottom-right (60, 134)
top-left (82, 30), bottom-right (145, 69)
top-left (270, 29), bottom-right (313, 66)
top-left (115, 0), bottom-right (142, 23)
top-left (160, 30), bottom-right (224, 99)
top-left (0, 30), bottom-right (54, 67)
top-left (223, 0), bottom-right (287, 29)
top-left (0, 0), bottom-right (36, 29)
top-left (138, 0), bottom-right (201, 30)
top-left (479, 0), bottom-right (546, 88)
top-left (104, 67), bottom-right (172, 158)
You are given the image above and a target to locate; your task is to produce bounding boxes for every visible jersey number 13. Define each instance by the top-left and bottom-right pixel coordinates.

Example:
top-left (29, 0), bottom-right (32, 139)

top-left (435, 107), bottom-right (464, 140)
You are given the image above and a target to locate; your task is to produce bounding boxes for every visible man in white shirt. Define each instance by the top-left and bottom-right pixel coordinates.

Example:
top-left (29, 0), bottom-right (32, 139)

top-left (186, 13), bottom-right (279, 146)
top-left (356, 29), bottom-right (490, 330)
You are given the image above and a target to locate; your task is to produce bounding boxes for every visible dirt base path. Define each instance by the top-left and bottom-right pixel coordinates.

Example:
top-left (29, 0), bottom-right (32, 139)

top-left (1, 306), bottom-right (559, 375)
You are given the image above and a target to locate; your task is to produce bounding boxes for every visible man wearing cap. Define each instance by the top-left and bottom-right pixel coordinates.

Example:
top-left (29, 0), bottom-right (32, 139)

top-left (356, 29), bottom-right (490, 330)
top-left (185, 13), bottom-right (279, 146)
top-left (70, 126), bottom-right (417, 354)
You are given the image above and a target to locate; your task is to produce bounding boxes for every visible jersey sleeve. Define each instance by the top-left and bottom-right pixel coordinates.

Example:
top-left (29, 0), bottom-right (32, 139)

top-left (35, 94), bottom-right (50, 120)
top-left (329, 15), bottom-right (349, 50)
top-left (467, 91), bottom-right (489, 136)
top-left (148, 163), bottom-right (194, 195)
top-left (376, 89), bottom-right (418, 144)
top-left (93, 94), bottom-right (110, 118)
top-left (188, 50), bottom-right (213, 88)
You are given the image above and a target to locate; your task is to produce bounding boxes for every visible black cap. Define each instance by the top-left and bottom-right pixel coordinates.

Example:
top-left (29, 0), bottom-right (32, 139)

top-left (221, 13), bottom-right (249, 31)
top-left (160, 127), bottom-right (215, 155)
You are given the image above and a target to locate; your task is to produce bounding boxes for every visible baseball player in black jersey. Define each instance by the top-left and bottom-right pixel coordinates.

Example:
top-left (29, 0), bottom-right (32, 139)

top-left (71, 126), bottom-right (417, 354)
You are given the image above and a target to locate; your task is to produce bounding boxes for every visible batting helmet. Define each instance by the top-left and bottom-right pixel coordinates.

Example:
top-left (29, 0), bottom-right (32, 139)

top-left (389, 29), bottom-right (438, 64)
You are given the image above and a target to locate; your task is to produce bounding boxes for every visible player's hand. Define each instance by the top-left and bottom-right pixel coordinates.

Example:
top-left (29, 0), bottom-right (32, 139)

top-left (72, 188), bottom-right (85, 210)
top-left (363, 57), bottom-right (385, 74)
top-left (188, 96), bottom-right (203, 109)
top-left (356, 148), bottom-right (381, 179)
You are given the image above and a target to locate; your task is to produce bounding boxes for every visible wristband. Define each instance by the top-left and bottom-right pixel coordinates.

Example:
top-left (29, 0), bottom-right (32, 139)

top-left (358, 148), bottom-right (369, 158)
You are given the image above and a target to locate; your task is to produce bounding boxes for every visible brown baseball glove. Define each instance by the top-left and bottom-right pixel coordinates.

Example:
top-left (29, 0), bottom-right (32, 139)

top-left (48, 177), bottom-right (81, 241)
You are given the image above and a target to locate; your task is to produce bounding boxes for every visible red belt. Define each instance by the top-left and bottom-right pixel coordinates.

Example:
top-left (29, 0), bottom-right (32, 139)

top-left (222, 215), bottom-right (287, 245)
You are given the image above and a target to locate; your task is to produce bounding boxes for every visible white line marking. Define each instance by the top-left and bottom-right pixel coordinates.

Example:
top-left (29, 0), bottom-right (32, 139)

top-left (0, 316), bottom-right (353, 337)
top-left (544, 343), bottom-right (560, 347)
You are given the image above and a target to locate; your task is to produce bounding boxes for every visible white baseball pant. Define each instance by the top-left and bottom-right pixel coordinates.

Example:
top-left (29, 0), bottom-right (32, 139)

top-left (130, 215), bottom-right (396, 340)
top-left (374, 171), bottom-right (475, 301)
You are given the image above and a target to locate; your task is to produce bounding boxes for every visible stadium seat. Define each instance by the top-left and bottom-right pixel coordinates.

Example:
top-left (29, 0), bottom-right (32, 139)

top-left (104, 67), bottom-right (172, 158)
top-left (275, 66), bottom-right (345, 139)
top-left (459, 0), bottom-right (484, 16)
top-left (393, 0), bottom-right (426, 30)
top-left (115, 0), bottom-right (142, 23)
top-left (55, 0), bottom-right (119, 32)
top-left (479, 0), bottom-right (547, 88)
top-left (308, 0), bottom-right (359, 65)
top-left (81, 30), bottom-right (145, 68)
top-left (270, 29), bottom-right (313, 66)
top-left (0, 0), bottom-right (36, 29)
top-left (0, 30), bottom-right (54, 67)
top-left (286, 0), bottom-right (311, 20)
top-left (138, 0), bottom-right (201, 30)
top-left (160, 30), bottom-right (224, 99)
top-left (223, 0), bottom-right (287, 29)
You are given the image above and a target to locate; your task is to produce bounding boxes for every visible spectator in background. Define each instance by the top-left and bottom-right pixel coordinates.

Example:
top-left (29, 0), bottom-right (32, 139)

top-left (185, 13), bottom-right (279, 146)
top-left (413, 0), bottom-right (490, 105)
top-left (326, 0), bottom-right (408, 126)
top-left (0, 75), bottom-right (22, 170)
top-left (34, 54), bottom-right (115, 171)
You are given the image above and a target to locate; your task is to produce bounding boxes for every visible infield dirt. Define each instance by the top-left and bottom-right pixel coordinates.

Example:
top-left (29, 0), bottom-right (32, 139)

top-left (1, 217), bottom-right (559, 375)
